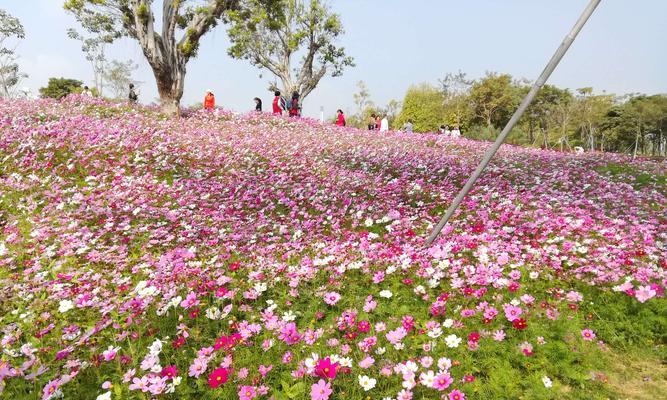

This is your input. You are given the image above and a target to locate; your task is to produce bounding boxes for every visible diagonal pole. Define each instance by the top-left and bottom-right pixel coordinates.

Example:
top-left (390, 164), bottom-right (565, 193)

top-left (425, 0), bottom-right (602, 247)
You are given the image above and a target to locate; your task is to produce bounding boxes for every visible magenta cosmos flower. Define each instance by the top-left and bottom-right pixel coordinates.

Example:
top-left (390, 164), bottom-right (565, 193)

top-left (315, 357), bottom-right (339, 380)
top-left (311, 379), bottom-right (333, 400)
top-left (207, 367), bottom-right (229, 388)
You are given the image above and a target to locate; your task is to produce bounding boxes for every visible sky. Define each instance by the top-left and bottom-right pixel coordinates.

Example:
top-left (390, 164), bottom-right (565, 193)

top-left (3, 0), bottom-right (667, 118)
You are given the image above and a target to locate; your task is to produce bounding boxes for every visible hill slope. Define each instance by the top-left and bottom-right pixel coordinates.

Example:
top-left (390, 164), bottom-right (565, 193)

top-left (0, 97), bottom-right (665, 399)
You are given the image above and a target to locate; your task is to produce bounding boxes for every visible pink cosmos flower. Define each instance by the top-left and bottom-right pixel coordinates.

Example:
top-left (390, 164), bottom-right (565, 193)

top-left (323, 291), bottom-right (341, 305)
top-left (239, 385), bottom-right (258, 400)
top-left (433, 372), bottom-right (453, 391)
top-left (449, 389), bottom-right (466, 400)
top-left (503, 304), bottom-right (523, 321)
top-left (635, 285), bottom-right (656, 303)
top-left (358, 356), bottom-right (375, 369)
top-left (42, 379), bottom-right (60, 400)
top-left (581, 329), bottom-right (596, 341)
top-left (311, 379), bottom-right (332, 400)
top-left (180, 292), bottom-right (200, 309)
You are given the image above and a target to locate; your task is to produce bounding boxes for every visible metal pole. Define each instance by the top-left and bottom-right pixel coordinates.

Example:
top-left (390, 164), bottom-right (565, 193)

top-left (425, 0), bottom-right (601, 246)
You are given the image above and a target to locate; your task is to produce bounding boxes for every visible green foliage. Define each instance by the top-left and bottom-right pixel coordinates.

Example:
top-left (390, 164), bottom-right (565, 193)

top-left (39, 77), bottom-right (83, 99)
top-left (395, 83), bottom-right (445, 132)
top-left (227, 0), bottom-right (354, 100)
top-left (469, 72), bottom-right (522, 128)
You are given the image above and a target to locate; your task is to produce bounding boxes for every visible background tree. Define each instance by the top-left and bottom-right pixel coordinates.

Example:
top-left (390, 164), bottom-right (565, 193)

top-left (439, 70), bottom-right (473, 128)
top-left (353, 80), bottom-right (371, 116)
top-left (64, 0), bottom-right (242, 114)
top-left (39, 77), bottom-right (83, 99)
top-left (469, 72), bottom-right (521, 129)
top-left (573, 87), bottom-right (615, 151)
top-left (227, 0), bottom-right (354, 103)
top-left (395, 83), bottom-right (445, 133)
top-left (104, 60), bottom-right (140, 100)
top-left (0, 9), bottom-right (27, 99)
top-left (67, 29), bottom-right (113, 95)
top-left (519, 84), bottom-right (573, 148)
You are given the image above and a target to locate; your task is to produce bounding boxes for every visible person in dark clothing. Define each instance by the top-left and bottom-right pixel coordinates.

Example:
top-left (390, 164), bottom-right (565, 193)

top-left (128, 83), bottom-right (138, 103)
top-left (368, 113), bottom-right (377, 130)
top-left (289, 92), bottom-right (300, 117)
top-left (254, 97), bottom-right (262, 112)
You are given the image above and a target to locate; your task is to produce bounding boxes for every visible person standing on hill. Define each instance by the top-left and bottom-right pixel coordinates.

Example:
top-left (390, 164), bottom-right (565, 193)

top-left (380, 115), bottom-right (389, 132)
top-left (288, 92), bottom-right (301, 117)
top-left (450, 125), bottom-right (461, 138)
top-left (272, 90), bottom-right (286, 115)
top-left (82, 86), bottom-right (93, 96)
top-left (128, 84), bottom-right (138, 104)
top-left (254, 97), bottom-right (262, 112)
top-left (368, 113), bottom-right (377, 130)
top-left (204, 90), bottom-right (215, 110)
top-left (403, 119), bottom-right (414, 133)
top-left (335, 109), bottom-right (346, 126)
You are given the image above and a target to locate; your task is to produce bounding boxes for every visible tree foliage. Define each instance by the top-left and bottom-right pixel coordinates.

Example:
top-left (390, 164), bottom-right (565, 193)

top-left (0, 8), bottom-right (27, 98)
top-left (227, 0), bottom-right (354, 101)
top-left (395, 83), bottom-right (445, 133)
top-left (104, 60), bottom-right (139, 99)
top-left (39, 77), bottom-right (83, 99)
top-left (64, 0), bottom-right (241, 114)
top-left (397, 70), bottom-right (666, 156)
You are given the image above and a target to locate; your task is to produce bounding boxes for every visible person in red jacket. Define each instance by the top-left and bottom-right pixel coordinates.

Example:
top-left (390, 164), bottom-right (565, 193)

top-left (335, 109), bottom-right (346, 127)
top-left (204, 90), bottom-right (215, 110)
top-left (272, 90), bottom-right (285, 115)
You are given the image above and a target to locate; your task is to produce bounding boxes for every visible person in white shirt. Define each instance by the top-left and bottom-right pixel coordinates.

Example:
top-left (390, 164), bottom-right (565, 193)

top-left (82, 86), bottom-right (93, 96)
top-left (450, 125), bottom-right (461, 138)
top-left (380, 115), bottom-right (389, 132)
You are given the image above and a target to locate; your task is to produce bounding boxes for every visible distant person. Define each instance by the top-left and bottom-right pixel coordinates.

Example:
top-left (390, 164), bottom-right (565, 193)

top-left (403, 119), bottom-right (413, 133)
top-left (439, 125), bottom-right (446, 134)
top-left (204, 90), bottom-right (215, 110)
top-left (380, 115), bottom-right (389, 132)
top-left (254, 97), bottom-right (262, 112)
top-left (444, 125), bottom-right (452, 136)
top-left (82, 86), bottom-right (92, 96)
top-left (368, 113), bottom-right (377, 130)
top-left (450, 125), bottom-right (461, 138)
top-left (288, 92), bottom-right (301, 117)
top-left (375, 115), bottom-right (382, 130)
top-left (128, 83), bottom-right (138, 104)
top-left (272, 90), bottom-right (285, 115)
top-left (335, 109), bottom-right (346, 126)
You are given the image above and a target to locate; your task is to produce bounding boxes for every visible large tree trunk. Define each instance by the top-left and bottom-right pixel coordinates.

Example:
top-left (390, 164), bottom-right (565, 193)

top-left (153, 61), bottom-right (185, 115)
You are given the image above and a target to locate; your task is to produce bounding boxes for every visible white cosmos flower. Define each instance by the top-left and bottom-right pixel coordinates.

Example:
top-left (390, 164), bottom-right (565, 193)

top-left (379, 290), bottom-right (393, 298)
top-left (358, 375), bottom-right (377, 391)
top-left (96, 392), bottom-right (111, 400)
top-left (58, 300), bottom-right (74, 313)
top-left (542, 375), bottom-right (553, 388)
top-left (444, 334), bottom-right (461, 348)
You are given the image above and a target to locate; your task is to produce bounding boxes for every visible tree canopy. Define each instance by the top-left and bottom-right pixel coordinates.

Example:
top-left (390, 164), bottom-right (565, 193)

top-left (64, 0), bottom-right (242, 114)
top-left (227, 0), bottom-right (354, 101)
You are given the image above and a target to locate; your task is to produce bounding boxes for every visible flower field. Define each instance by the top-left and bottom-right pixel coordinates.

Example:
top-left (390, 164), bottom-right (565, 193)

top-left (0, 97), bottom-right (665, 400)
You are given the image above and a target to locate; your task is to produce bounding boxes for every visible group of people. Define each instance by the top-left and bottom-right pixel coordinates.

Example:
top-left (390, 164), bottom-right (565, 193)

top-left (123, 84), bottom-right (462, 137)
top-left (368, 113), bottom-right (390, 132)
top-left (439, 124), bottom-right (461, 137)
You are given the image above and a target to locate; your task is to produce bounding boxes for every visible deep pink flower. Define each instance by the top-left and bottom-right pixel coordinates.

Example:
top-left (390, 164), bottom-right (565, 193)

top-left (315, 357), bottom-right (339, 380)
top-left (207, 367), bottom-right (229, 388)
